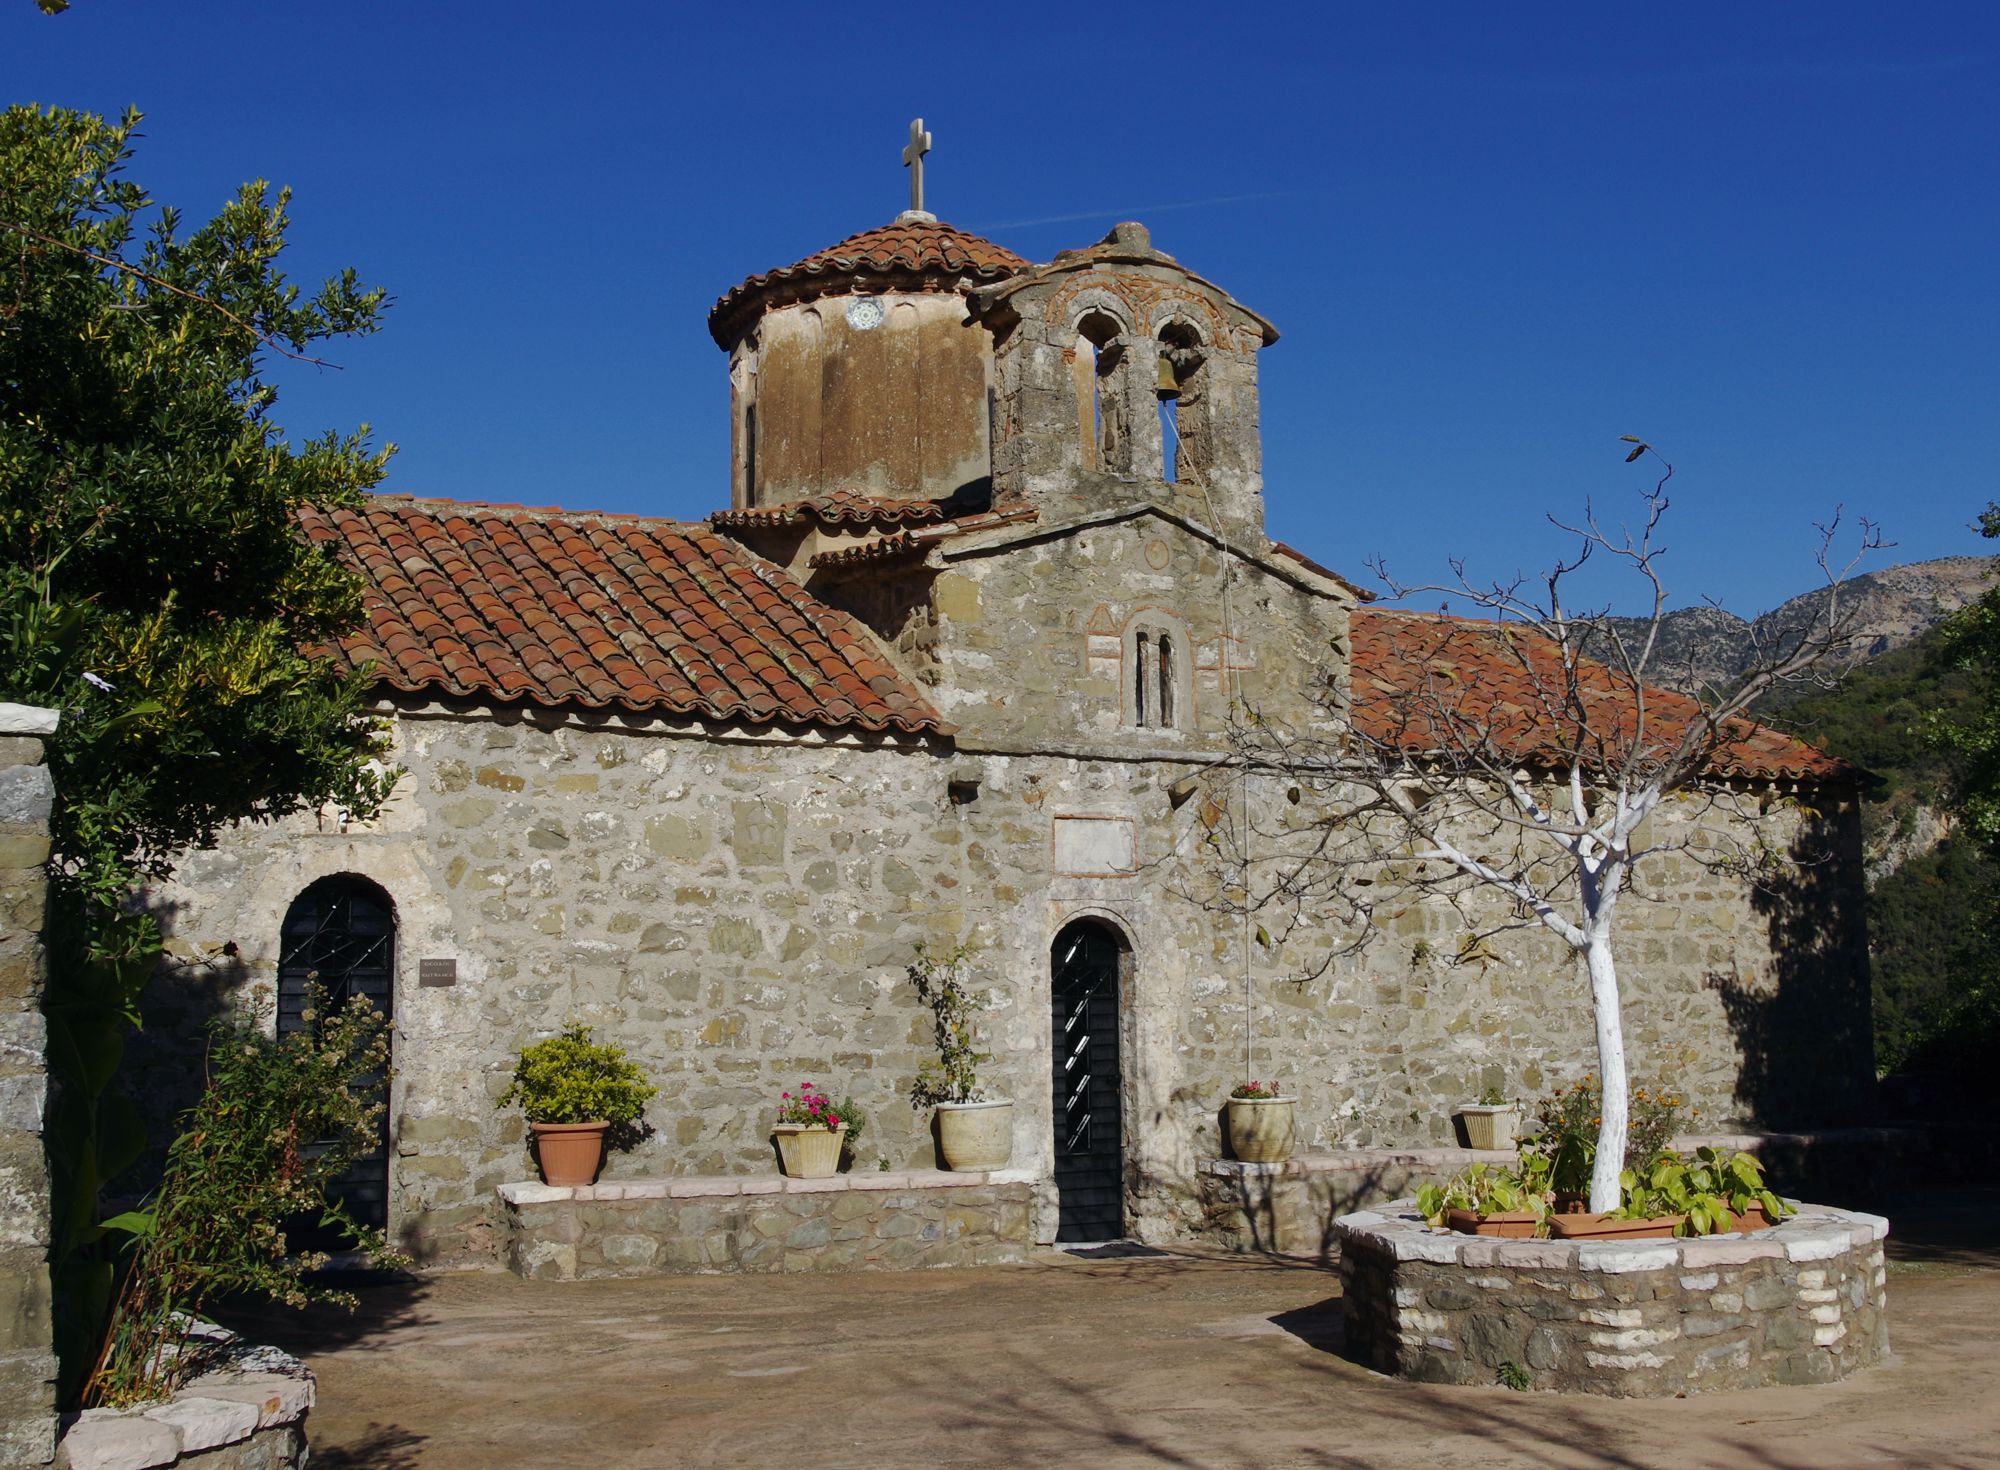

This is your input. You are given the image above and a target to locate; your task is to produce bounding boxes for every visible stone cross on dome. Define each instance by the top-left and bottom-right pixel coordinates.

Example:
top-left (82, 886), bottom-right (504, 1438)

top-left (902, 117), bottom-right (932, 216)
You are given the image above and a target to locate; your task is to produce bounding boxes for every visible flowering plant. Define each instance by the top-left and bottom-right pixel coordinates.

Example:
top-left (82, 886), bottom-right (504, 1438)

top-left (1230, 1079), bottom-right (1286, 1100)
top-left (1518, 1074), bottom-right (1690, 1196)
top-left (775, 1082), bottom-right (865, 1144)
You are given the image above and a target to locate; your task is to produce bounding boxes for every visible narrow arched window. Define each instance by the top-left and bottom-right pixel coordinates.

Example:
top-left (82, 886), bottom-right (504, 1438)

top-left (1134, 630), bottom-right (1151, 726)
top-left (1073, 311), bottom-right (1125, 473)
top-left (1156, 322), bottom-right (1205, 485)
top-left (1126, 617), bottom-right (1188, 732)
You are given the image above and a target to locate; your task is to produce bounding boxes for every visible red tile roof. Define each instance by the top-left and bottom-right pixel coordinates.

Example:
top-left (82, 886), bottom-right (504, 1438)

top-left (709, 487), bottom-right (954, 531)
top-left (710, 217), bottom-right (1028, 346)
top-left (304, 496), bottom-right (950, 736)
top-left (1348, 609), bottom-right (1851, 783)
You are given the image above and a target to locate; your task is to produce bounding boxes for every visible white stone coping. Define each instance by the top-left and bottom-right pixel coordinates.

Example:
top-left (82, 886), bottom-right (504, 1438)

top-left (58, 1344), bottom-right (313, 1470)
top-left (498, 1165), bottom-right (1040, 1206)
top-left (1200, 1147), bottom-right (1516, 1178)
top-left (1332, 1199), bottom-right (1889, 1274)
top-left (0, 702), bottom-right (59, 737)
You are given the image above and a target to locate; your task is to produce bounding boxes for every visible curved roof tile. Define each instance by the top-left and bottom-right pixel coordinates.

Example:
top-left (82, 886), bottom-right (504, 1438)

top-left (709, 216), bottom-right (1027, 347)
top-left (1348, 609), bottom-right (1852, 784)
top-left (303, 496), bottom-right (951, 737)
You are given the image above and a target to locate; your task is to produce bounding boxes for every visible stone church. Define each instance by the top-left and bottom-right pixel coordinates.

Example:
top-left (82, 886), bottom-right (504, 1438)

top-left (142, 198), bottom-right (1872, 1263)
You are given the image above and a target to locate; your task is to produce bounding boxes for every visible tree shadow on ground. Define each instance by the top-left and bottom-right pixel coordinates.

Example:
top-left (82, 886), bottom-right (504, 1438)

top-left (211, 1267), bottom-right (433, 1360)
top-left (306, 1421), bottom-right (427, 1470)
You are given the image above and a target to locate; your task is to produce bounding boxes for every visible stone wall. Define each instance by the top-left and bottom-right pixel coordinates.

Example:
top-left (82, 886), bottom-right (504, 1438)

top-left (1198, 1149), bottom-right (1515, 1262)
top-left (499, 1169), bottom-right (1033, 1280)
top-left (1336, 1202), bottom-right (1890, 1396)
top-left (56, 1333), bottom-right (313, 1470)
top-left (0, 705), bottom-right (58, 1468)
top-left (137, 694), bottom-right (1871, 1266)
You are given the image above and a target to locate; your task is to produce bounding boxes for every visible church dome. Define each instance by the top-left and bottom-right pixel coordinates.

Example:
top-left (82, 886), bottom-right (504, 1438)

top-left (708, 213), bottom-right (1027, 348)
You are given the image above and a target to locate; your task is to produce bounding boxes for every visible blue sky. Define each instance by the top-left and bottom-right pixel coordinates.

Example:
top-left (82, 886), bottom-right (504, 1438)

top-left (9, 2), bottom-right (1996, 614)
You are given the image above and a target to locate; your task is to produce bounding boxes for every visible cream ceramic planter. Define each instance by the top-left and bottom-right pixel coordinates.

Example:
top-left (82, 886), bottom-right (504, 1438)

top-left (936, 1099), bottom-right (1014, 1170)
top-left (1225, 1096), bottom-right (1296, 1163)
top-left (1455, 1103), bottom-right (1520, 1151)
top-left (773, 1123), bottom-right (846, 1178)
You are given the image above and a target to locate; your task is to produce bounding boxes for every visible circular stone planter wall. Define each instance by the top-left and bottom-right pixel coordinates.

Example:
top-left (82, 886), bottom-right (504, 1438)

top-left (1334, 1201), bottom-right (1888, 1396)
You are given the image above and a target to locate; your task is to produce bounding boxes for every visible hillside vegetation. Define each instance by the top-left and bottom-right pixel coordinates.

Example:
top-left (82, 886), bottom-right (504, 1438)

top-left (1768, 603), bottom-right (1997, 1085)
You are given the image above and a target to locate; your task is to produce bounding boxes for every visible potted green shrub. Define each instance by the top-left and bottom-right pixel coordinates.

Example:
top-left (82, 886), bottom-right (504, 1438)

top-left (498, 1024), bottom-right (657, 1187)
top-left (1225, 1079), bottom-right (1296, 1163)
top-left (1453, 1084), bottom-right (1520, 1151)
top-left (772, 1081), bottom-right (865, 1178)
top-left (909, 943), bottom-right (1013, 1170)
top-left (1548, 1146), bottom-right (1792, 1240)
top-left (1416, 1158), bottom-right (1549, 1237)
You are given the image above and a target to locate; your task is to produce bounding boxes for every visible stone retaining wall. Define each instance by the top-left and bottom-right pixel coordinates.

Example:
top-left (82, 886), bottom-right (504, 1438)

top-left (56, 1335), bottom-right (312, 1470)
top-left (1199, 1149), bottom-right (1514, 1261)
top-left (499, 1169), bottom-right (1036, 1280)
top-left (1335, 1201), bottom-right (1889, 1396)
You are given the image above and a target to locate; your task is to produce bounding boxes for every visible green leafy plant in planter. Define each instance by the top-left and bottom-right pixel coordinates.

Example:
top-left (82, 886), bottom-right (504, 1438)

top-left (1416, 1158), bottom-right (1551, 1229)
top-left (908, 942), bottom-right (1013, 1169)
top-left (1612, 1147), bottom-right (1790, 1235)
top-left (1519, 1075), bottom-right (1688, 1202)
top-left (498, 1025), bottom-right (656, 1186)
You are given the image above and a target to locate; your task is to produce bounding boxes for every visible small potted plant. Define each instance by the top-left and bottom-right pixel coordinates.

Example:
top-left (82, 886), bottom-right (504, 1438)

top-left (1225, 1079), bottom-right (1296, 1164)
top-left (498, 1024), bottom-right (657, 1187)
top-left (1453, 1084), bottom-right (1520, 1151)
top-left (773, 1081), bottom-right (865, 1179)
top-left (1416, 1158), bottom-right (1549, 1238)
top-left (909, 942), bottom-right (1013, 1170)
top-left (1550, 1146), bottom-right (1792, 1240)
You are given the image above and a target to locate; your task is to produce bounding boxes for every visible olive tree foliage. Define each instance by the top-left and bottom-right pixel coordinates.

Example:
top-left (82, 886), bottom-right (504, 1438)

top-left (1202, 446), bottom-right (1880, 1211)
top-left (1, 104), bottom-right (397, 905)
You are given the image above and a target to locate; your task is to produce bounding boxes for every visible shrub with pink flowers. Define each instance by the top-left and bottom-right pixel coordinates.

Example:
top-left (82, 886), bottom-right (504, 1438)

top-left (775, 1081), bottom-right (866, 1145)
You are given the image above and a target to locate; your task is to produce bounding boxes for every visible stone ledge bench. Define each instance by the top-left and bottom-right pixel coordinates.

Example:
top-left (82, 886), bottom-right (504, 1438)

top-left (498, 1168), bottom-right (1038, 1280)
top-left (1334, 1200), bottom-right (1889, 1396)
top-left (1199, 1148), bottom-right (1516, 1260)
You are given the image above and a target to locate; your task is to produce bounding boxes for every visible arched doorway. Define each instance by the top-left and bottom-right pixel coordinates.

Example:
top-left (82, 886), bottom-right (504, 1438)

top-left (1050, 919), bottom-right (1125, 1242)
top-left (278, 874), bottom-right (396, 1246)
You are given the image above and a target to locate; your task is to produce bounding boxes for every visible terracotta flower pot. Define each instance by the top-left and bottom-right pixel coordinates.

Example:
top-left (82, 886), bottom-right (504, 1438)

top-left (1721, 1202), bottom-right (1777, 1233)
top-left (531, 1120), bottom-right (609, 1187)
top-left (773, 1123), bottom-right (846, 1178)
top-left (1444, 1207), bottom-right (1541, 1238)
top-left (1225, 1096), bottom-right (1296, 1163)
top-left (936, 1099), bottom-right (1013, 1170)
top-left (1548, 1211), bottom-right (1684, 1241)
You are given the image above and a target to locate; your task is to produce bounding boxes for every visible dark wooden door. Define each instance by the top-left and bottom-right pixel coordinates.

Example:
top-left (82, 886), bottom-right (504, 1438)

top-left (1050, 921), bottom-right (1124, 1242)
top-left (278, 876), bottom-right (395, 1248)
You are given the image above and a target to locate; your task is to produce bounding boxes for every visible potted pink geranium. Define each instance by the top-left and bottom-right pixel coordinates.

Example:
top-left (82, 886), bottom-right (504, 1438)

top-left (772, 1081), bottom-right (865, 1178)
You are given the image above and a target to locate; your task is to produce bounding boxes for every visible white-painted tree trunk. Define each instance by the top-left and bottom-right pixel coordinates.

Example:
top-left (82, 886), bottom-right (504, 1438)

top-left (1584, 933), bottom-right (1630, 1213)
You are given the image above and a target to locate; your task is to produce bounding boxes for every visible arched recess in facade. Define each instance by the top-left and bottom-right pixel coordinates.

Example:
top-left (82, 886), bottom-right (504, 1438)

top-left (277, 872), bottom-right (397, 1242)
top-left (1049, 914), bottom-right (1132, 1243)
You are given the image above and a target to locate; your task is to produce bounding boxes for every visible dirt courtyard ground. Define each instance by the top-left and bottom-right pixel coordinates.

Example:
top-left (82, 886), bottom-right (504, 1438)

top-left (224, 1194), bottom-right (2000, 1470)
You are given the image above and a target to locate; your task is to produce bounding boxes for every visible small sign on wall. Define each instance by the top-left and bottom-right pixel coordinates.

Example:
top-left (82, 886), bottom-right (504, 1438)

top-left (1052, 815), bottom-right (1139, 877)
top-left (418, 958), bottom-right (457, 988)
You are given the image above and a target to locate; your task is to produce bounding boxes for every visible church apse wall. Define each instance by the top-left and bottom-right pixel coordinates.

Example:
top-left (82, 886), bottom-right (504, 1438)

top-left (132, 699), bottom-right (1862, 1264)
